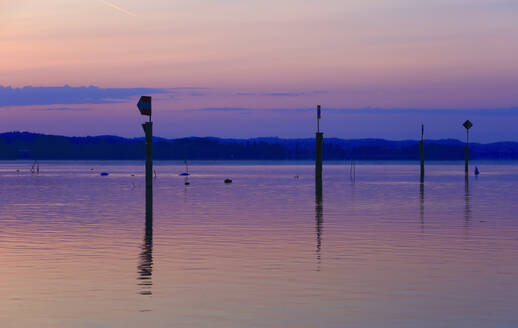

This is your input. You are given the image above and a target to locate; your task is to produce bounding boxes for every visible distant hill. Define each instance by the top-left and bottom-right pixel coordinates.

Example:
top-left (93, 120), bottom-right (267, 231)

top-left (1, 132), bottom-right (518, 160)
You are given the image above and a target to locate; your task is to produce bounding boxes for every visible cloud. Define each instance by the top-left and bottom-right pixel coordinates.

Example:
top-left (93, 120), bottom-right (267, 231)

top-left (262, 92), bottom-right (305, 97)
top-left (187, 92), bottom-right (207, 97)
top-left (236, 91), bottom-right (306, 97)
top-left (165, 87), bottom-right (209, 99)
top-left (32, 107), bottom-right (92, 112)
top-left (237, 91), bottom-right (326, 97)
top-left (170, 87), bottom-right (209, 90)
top-left (190, 106), bottom-right (518, 116)
top-left (200, 107), bottom-right (252, 112)
top-left (0, 85), bottom-right (167, 107)
top-left (323, 107), bottom-right (518, 116)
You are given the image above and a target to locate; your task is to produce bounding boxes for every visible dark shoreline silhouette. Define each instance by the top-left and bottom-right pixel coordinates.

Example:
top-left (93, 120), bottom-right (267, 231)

top-left (3, 131), bottom-right (518, 160)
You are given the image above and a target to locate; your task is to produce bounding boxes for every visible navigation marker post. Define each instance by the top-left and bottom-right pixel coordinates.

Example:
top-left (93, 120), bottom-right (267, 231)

top-left (315, 105), bottom-right (323, 188)
top-left (138, 96), bottom-right (153, 220)
top-left (463, 120), bottom-right (473, 176)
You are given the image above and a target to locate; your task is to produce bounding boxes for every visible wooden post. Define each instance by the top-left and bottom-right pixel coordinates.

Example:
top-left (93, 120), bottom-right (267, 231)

top-left (315, 132), bottom-right (323, 184)
top-left (315, 102), bottom-right (323, 264)
top-left (420, 124), bottom-right (424, 183)
top-left (462, 120), bottom-right (472, 176)
top-left (465, 129), bottom-right (469, 176)
top-left (315, 118), bottom-right (324, 267)
top-left (142, 122), bottom-right (153, 220)
top-left (315, 104), bottom-right (323, 186)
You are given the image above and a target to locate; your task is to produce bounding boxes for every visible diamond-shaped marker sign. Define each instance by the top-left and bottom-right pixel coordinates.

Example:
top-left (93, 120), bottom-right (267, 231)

top-left (463, 120), bottom-right (473, 130)
top-left (137, 96), bottom-right (152, 116)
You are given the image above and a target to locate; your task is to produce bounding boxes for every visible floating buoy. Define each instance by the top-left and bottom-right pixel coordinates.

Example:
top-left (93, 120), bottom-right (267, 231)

top-left (179, 172), bottom-right (190, 176)
top-left (100, 172), bottom-right (109, 176)
top-left (474, 167), bottom-right (480, 176)
top-left (294, 175), bottom-right (299, 179)
top-left (224, 178), bottom-right (232, 184)
top-left (184, 181), bottom-right (190, 186)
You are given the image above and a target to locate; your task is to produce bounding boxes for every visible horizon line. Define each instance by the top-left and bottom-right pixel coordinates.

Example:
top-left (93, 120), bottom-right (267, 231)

top-left (2, 131), bottom-right (518, 145)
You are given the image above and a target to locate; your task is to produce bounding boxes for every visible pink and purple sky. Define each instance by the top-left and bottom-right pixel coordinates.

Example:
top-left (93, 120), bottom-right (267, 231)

top-left (1, 0), bottom-right (518, 141)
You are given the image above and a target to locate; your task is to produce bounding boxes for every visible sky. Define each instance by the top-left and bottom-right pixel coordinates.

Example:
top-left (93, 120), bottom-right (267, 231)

top-left (1, 0), bottom-right (518, 141)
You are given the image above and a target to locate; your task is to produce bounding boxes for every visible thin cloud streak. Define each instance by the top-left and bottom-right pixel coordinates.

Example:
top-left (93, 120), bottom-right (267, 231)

top-left (32, 107), bottom-right (92, 112)
top-left (0, 85), bottom-right (166, 107)
top-left (97, 0), bottom-right (136, 17)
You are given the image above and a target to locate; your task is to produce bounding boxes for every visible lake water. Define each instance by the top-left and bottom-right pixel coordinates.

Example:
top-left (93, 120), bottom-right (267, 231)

top-left (1, 161), bottom-right (518, 327)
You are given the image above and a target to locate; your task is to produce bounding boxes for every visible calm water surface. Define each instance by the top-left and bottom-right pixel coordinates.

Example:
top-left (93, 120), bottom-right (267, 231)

top-left (1, 161), bottom-right (518, 327)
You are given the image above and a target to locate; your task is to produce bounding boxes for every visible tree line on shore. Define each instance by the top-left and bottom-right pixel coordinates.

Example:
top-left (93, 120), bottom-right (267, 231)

top-left (2, 132), bottom-right (518, 160)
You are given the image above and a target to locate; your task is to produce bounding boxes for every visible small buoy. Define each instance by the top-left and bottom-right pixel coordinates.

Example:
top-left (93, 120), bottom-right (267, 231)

top-left (224, 178), bottom-right (232, 184)
top-left (184, 181), bottom-right (190, 186)
top-left (100, 172), bottom-right (109, 176)
top-left (179, 172), bottom-right (190, 176)
top-left (294, 175), bottom-right (299, 179)
top-left (474, 167), bottom-right (480, 176)
top-left (131, 174), bottom-right (135, 176)
top-left (16, 169), bottom-right (20, 172)
top-left (90, 168), bottom-right (94, 171)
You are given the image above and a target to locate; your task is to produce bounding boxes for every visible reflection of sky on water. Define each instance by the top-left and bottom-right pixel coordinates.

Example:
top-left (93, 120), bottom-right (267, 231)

top-left (1, 162), bottom-right (518, 327)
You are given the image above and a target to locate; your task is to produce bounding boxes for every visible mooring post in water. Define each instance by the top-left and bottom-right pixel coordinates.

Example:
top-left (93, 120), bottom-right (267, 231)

top-left (138, 96), bottom-right (153, 220)
top-left (143, 121), bottom-right (153, 218)
top-left (315, 105), bottom-right (324, 270)
top-left (315, 105), bottom-right (323, 184)
top-left (462, 120), bottom-right (473, 176)
top-left (420, 124), bottom-right (424, 183)
top-left (464, 138), bottom-right (469, 175)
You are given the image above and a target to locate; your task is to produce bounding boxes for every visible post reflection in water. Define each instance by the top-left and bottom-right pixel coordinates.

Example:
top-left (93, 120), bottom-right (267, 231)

top-left (138, 212), bottom-right (153, 296)
top-left (464, 175), bottom-right (471, 235)
top-left (315, 177), bottom-right (323, 269)
top-left (419, 182), bottom-right (424, 233)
